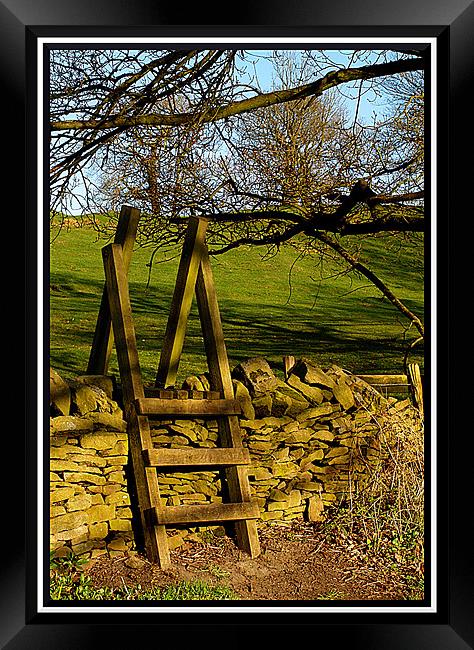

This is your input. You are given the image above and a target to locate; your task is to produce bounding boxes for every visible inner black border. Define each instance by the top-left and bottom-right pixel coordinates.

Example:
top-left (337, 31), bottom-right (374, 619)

top-left (6, 2), bottom-right (468, 646)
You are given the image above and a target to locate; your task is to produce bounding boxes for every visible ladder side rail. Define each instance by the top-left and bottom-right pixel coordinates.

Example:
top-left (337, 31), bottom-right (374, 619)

top-left (102, 242), bottom-right (170, 567)
top-left (102, 243), bottom-right (146, 407)
top-left (195, 247), bottom-right (261, 559)
top-left (155, 216), bottom-right (209, 388)
top-left (87, 205), bottom-right (141, 375)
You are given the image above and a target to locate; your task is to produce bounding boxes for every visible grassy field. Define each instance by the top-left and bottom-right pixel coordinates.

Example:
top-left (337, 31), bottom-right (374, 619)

top-left (49, 222), bottom-right (424, 386)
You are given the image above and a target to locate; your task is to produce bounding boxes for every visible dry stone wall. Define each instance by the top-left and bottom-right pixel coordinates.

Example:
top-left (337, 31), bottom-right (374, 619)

top-left (49, 359), bottom-right (422, 559)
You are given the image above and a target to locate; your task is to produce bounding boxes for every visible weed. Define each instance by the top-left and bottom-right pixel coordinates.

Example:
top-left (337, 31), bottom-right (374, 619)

top-left (205, 564), bottom-right (231, 580)
top-left (316, 589), bottom-right (344, 600)
top-left (50, 552), bottom-right (239, 601)
top-left (322, 403), bottom-right (425, 600)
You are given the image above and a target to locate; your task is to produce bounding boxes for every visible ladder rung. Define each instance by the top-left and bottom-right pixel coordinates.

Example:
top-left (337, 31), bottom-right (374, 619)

top-left (135, 397), bottom-right (241, 417)
top-left (146, 501), bottom-right (260, 526)
top-left (143, 447), bottom-right (250, 468)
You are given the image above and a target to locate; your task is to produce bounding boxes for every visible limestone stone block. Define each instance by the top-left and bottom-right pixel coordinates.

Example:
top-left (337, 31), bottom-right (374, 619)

top-left (50, 368), bottom-right (71, 416)
top-left (288, 489), bottom-right (302, 508)
top-left (310, 428), bottom-right (334, 442)
top-left (268, 488), bottom-right (289, 502)
top-left (85, 503), bottom-right (115, 523)
top-left (75, 375), bottom-right (114, 399)
top-left (260, 510), bottom-right (284, 521)
top-left (51, 510), bottom-right (88, 534)
top-left (105, 492), bottom-right (131, 506)
top-left (273, 447), bottom-right (290, 461)
top-left (50, 487), bottom-right (75, 503)
top-left (80, 431), bottom-right (118, 450)
top-left (63, 472), bottom-right (106, 485)
top-left (333, 381), bottom-right (355, 410)
top-left (107, 538), bottom-right (129, 552)
top-left (232, 357), bottom-right (278, 395)
top-left (70, 381), bottom-right (102, 415)
top-left (105, 455), bottom-right (128, 466)
top-left (68, 453), bottom-right (107, 467)
top-left (50, 446), bottom-right (68, 459)
top-left (89, 521), bottom-right (109, 539)
top-left (272, 461), bottom-right (299, 479)
top-left (248, 466), bottom-right (273, 481)
top-left (109, 518), bottom-right (133, 531)
top-left (295, 480), bottom-right (322, 492)
top-left (300, 449), bottom-right (324, 465)
top-left (51, 416), bottom-right (94, 433)
top-left (253, 394), bottom-right (273, 418)
top-left (182, 375), bottom-right (206, 391)
top-left (50, 459), bottom-right (102, 474)
top-left (291, 359), bottom-right (337, 389)
top-left (88, 412), bottom-right (127, 432)
top-left (296, 403), bottom-right (334, 422)
top-left (287, 374), bottom-right (324, 404)
top-left (116, 506), bottom-right (133, 519)
top-left (232, 379), bottom-right (256, 420)
top-left (284, 429), bottom-right (313, 445)
top-left (104, 470), bottom-right (126, 484)
top-left (325, 446), bottom-right (349, 458)
top-left (269, 391), bottom-right (291, 417)
top-left (102, 440), bottom-right (128, 456)
top-left (66, 493), bottom-right (93, 512)
top-left (307, 496), bottom-right (325, 522)
top-left (268, 501), bottom-right (287, 511)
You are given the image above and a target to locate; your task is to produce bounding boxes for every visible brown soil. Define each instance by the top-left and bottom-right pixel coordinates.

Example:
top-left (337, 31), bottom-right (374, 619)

top-left (85, 520), bottom-right (422, 602)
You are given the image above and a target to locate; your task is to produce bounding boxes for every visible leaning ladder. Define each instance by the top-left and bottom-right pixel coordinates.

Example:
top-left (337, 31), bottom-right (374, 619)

top-left (87, 206), bottom-right (260, 568)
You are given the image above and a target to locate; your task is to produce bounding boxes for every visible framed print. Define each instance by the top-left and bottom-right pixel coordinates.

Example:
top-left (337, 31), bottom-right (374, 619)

top-left (4, 0), bottom-right (472, 646)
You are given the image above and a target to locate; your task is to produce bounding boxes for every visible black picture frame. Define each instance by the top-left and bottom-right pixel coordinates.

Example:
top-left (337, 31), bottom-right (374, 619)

top-left (6, 0), bottom-right (472, 646)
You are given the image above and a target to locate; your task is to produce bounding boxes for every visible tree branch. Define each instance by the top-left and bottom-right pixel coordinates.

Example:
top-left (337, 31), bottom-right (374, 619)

top-left (50, 57), bottom-right (424, 132)
top-left (314, 231), bottom-right (424, 337)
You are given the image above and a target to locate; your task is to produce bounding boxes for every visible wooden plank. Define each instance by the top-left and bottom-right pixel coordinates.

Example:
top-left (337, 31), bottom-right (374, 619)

top-left (195, 247), bottom-right (261, 559)
top-left (155, 217), bottom-right (209, 388)
top-left (87, 205), bottom-right (140, 375)
top-left (356, 374), bottom-right (409, 385)
top-left (143, 447), bottom-right (251, 468)
top-left (147, 501), bottom-right (260, 526)
top-left (102, 244), bottom-right (145, 409)
top-left (135, 397), bottom-right (241, 417)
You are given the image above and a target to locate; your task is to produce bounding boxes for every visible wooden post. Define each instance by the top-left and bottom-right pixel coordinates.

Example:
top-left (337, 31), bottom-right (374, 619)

top-left (195, 245), bottom-right (261, 559)
top-left (155, 217), bottom-right (209, 388)
top-left (283, 355), bottom-right (296, 380)
top-left (407, 363), bottom-right (424, 420)
top-left (87, 205), bottom-right (140, 375)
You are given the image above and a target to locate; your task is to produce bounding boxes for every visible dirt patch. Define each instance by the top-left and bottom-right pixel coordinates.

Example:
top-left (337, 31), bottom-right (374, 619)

top-left (85, 520), bottom-right (419, 602)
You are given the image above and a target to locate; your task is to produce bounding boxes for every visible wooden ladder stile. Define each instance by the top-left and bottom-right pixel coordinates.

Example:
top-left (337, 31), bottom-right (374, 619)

top-left (91, 208), bottom-right (260, 568)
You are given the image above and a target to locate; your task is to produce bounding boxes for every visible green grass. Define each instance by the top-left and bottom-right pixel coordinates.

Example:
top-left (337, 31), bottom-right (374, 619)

top-left (50, 553), bottom-right (239, 600)
top-left (49, 223), bottom-right (424, 384)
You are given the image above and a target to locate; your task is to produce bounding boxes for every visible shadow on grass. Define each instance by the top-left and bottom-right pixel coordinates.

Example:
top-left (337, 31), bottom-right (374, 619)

top-left (50, 271), bottom-right (424, 383)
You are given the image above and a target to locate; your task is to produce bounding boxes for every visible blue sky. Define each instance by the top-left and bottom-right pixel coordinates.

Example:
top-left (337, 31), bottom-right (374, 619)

top-left (53, 48), bottom-right (407, 214)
